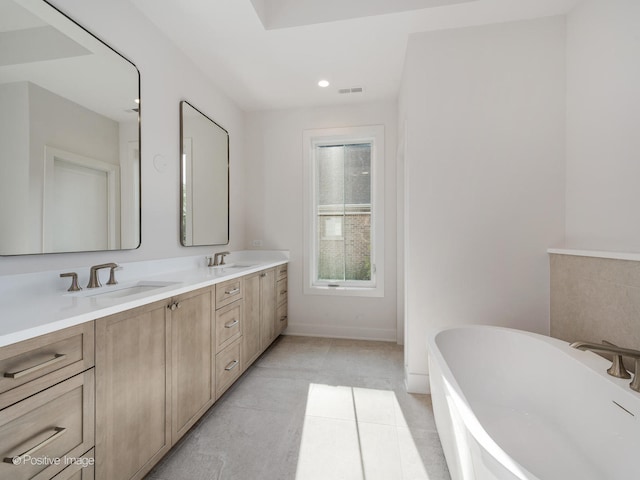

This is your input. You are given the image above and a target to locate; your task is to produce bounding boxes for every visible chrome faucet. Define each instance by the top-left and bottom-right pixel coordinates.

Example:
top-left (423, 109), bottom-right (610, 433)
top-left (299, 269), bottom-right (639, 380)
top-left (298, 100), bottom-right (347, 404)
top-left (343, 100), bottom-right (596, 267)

top-left (87, 263), bottom-right (119, 288)
top-left (208, 251), bottom-right (230, 267)
top-left (571, 340), bottom-right (640, 392)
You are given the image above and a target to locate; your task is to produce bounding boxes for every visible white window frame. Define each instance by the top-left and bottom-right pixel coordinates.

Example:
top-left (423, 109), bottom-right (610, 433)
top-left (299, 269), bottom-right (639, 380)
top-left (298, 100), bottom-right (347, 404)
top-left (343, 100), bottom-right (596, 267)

top-left (303, 125), bottom-right (385, 297)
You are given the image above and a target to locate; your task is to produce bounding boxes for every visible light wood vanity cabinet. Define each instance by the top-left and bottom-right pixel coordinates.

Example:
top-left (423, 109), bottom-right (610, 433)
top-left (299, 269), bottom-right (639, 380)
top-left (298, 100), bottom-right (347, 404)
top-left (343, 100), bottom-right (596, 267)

top-left (0, 323), bottom-right (95, 480)
top-left (169, 287), bottom-right (215, 443)
top-left (259, 268), bottom-right (277, 349)
top-left (0, 261), bottom-right (289, 480)
top-left (214, 279), bottom-right (243, 398)
top-left (276, 265), bottom-right (288, 335)
top-left (243, 267), bottom-right (285, 368)
top-left (95, 300), bottom-right (171, 480)
top-left (241, 272), bottom-right (262, 368)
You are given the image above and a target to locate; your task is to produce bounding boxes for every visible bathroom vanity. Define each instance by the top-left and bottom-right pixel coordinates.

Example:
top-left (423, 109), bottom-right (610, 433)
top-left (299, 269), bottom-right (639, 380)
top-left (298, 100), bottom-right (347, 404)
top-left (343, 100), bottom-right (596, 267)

top-left (0, 253), bottom-right (288, 480)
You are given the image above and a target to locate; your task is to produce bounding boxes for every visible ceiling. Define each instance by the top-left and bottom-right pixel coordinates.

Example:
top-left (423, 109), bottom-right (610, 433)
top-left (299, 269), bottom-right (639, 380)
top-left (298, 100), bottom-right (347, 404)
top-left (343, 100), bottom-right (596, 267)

top-left (129, 0), bottom-right (583, 112)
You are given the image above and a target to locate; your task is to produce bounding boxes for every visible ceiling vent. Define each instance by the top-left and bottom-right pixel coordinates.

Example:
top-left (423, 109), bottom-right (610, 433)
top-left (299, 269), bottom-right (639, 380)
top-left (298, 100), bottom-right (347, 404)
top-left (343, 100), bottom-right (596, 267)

top-left (338, 86), bottom-right (364, 94)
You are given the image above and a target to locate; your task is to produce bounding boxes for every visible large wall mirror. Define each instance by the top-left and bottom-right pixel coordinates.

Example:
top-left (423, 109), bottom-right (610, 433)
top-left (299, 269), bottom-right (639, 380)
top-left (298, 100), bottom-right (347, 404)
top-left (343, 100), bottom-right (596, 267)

top-left (0, 0), bottom-right (141, 255)
top-left (180, 101), bottom-right (229, 246)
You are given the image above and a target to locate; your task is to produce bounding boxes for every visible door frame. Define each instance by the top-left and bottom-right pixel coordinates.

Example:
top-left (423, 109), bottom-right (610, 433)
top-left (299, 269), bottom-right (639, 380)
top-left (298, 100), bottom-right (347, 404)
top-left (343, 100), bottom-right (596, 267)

top-left (42, 146), bottom-right (119, 251)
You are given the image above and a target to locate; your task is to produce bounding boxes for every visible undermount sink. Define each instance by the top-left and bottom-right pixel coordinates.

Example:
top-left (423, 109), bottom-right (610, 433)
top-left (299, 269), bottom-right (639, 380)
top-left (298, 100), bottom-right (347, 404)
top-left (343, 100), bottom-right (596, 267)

top-left (72, 281), bottom-right (179, 299)
top-left (209, 263), bottom-right (257, 270)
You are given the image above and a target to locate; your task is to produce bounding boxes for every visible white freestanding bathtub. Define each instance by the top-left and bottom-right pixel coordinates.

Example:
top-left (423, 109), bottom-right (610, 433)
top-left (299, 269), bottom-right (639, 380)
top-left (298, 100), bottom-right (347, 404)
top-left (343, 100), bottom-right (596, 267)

top-left (428, 325), bottom-right (640, 480)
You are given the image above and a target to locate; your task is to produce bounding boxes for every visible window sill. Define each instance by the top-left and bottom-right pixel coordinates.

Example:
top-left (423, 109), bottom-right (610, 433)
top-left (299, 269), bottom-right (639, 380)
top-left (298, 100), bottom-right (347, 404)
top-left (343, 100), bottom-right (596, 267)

top-left (303, 284), bottom-right (383, 298)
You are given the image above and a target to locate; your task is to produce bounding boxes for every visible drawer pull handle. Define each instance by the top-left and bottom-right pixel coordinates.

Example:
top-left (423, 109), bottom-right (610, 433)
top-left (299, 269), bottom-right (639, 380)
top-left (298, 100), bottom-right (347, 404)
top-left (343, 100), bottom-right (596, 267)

top-left (224, 360), bottom-right (239, 371)
top-left (4, 354), bottom-right (67, 379)
top-left (225, 287), bottom-right (240, 295)
top-left (3, 427), bottom-right (66, 465)
top-left (280, 290), bottom-right (287, 295)
top-left (280, 316), bottom-right (288, 322)
top-left (224, 319), bottom-right (239, 329)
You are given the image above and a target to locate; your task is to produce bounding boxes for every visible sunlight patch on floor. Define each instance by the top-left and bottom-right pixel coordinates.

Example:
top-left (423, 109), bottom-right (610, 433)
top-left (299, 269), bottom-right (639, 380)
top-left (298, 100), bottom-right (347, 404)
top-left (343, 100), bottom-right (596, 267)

top-left (295, 384), bottom-right (431, 480)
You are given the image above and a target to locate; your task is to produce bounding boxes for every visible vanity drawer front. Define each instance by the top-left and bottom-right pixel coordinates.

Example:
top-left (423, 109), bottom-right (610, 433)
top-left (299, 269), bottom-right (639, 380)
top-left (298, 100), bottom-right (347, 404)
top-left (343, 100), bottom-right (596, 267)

top-left (276, 277), bottom-right (288, 306)
top-left (51, 448), bottom-right (94, 480)
top-left (215, 301), bottom-right (242, 353)
top-left (276, 264), bottom-right (287, 281)
top-left (215, 278), bottom-right (242, 309)
top-left (0, 322), bottom-right (94, 409)
top-left (276, 302), bottom-right (288, 334)
top-left (0, 370), bottom-right (95, 480)
top-left (215, 339), bottom-right (241, 399)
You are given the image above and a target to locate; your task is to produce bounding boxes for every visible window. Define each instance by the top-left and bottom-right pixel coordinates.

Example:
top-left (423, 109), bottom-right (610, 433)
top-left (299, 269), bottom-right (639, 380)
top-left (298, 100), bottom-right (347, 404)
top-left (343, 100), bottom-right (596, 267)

top-left (303, 126), bottom-right (384, 297)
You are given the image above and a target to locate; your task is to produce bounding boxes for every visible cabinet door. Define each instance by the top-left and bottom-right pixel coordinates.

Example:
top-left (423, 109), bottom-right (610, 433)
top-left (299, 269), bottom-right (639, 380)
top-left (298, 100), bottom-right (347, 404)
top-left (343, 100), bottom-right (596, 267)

top-left (170, 288), bottom-right (215, 443)
top-left (259, 268), bottom-right (277, 349)
top-left (95, 301), bottom-right (171, 480)
top-left (242, 272), bottom-right (261, 369)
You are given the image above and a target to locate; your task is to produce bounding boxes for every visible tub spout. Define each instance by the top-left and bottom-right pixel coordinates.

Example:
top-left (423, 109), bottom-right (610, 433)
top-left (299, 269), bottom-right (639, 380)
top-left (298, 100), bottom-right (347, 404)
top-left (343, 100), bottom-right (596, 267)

top-left (570, 340), bottom-right (640, 392)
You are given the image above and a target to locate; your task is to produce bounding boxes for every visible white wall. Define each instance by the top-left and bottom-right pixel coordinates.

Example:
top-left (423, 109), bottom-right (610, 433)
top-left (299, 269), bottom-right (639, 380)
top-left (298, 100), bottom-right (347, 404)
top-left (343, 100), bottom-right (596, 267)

top-left (0, 0), bottom-right (245, 274)
top-left (400, 17), bottom-right (566, 392)
top-left (245, 101), bottom-right (398, 341)
top-left (565, 0), bottom-right (640, 252)
top-left (0, 83), bottom-right (30, 254)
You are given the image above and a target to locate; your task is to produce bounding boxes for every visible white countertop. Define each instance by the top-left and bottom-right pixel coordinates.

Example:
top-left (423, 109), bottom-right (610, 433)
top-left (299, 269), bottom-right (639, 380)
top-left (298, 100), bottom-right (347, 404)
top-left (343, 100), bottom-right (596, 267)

top-left (0, 250), bottom-right (288, 348)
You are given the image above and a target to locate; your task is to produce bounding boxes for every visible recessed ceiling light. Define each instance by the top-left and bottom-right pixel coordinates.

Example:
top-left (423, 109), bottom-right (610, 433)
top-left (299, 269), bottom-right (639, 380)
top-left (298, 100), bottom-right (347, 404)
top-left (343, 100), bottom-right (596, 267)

top-left (318, 80), bottom-right (330, 88)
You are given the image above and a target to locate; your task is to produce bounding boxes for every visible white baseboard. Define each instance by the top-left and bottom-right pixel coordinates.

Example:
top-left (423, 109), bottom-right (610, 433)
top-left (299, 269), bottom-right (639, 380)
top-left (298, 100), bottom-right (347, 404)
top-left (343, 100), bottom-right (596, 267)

top-left (405, 369), bottom-right (430, 394)
top-left (284, 323), bottom-right (397, 342)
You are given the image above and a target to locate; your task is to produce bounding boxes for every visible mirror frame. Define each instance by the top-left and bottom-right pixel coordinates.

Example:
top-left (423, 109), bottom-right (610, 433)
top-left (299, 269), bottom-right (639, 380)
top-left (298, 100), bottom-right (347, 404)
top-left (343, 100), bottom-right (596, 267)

top-left (0, 0), bottom-right (142, 256)
top-left (179, 100), bottom-right (230, 247)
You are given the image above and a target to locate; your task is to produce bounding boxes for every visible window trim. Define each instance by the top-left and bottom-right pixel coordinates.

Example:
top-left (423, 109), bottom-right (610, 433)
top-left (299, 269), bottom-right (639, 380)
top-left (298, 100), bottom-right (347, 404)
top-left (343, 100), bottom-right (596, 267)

top-left (303, 125), bottom-right (385, 298)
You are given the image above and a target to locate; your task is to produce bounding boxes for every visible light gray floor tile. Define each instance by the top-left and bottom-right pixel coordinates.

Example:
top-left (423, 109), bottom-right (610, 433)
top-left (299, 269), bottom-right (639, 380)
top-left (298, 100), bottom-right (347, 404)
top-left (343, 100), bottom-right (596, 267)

top-left (145, 336), bottom-right (450, 480)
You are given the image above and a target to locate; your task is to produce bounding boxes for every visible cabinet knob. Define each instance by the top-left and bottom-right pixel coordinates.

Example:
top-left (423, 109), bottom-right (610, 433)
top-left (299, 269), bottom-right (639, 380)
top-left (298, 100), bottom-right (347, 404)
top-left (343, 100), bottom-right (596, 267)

top-left (167, 302), bottom-right (178, 311)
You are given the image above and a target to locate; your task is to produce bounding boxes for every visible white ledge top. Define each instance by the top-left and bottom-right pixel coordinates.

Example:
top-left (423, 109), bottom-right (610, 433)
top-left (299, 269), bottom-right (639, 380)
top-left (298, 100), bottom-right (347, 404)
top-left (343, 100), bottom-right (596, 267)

top-left (0, 250), bottom-right (288, 348)
top-left (547, 248), bottom-right (640, 262)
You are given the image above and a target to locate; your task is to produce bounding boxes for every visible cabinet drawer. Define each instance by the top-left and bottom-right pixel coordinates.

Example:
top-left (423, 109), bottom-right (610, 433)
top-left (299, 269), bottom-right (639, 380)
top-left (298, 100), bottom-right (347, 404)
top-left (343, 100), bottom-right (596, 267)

top-left (276, 277), bottom-right (288, 306)
top-left (0, 370), bottom-right (95, 480)
top-left (51, 448), bottom-right (94, 480)
top-left (215, 339), bottom-right (241, 399)
top-left (276, 302), bottom-right (288, 334)
top-left (0, 322), bottom-right (94, 410)
top-left (215, 278), bottom-right (242, 309)
top-left (276, 264), bottom-right (288, 281)
top-left (215, 301), bottom-right (242, 353)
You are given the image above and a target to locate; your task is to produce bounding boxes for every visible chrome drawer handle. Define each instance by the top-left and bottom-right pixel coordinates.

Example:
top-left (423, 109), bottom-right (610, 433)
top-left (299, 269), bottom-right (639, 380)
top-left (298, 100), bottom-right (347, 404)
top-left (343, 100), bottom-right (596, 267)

top-left (3, 427), bottom-right (66, 465)
top-left (224, 360), bottom-right (239, 371)
top-left (225, 288), bottom-right (240, 295)
top-left (4, 354), bottom-right (67, 379)
top-left (224, 319), bottom-right (239, 329)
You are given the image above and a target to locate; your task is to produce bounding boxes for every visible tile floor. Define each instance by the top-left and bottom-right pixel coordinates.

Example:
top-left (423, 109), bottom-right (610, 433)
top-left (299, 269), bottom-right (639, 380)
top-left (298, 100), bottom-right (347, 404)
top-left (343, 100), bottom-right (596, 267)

top-left (146, 335), bottom-right (451, 480)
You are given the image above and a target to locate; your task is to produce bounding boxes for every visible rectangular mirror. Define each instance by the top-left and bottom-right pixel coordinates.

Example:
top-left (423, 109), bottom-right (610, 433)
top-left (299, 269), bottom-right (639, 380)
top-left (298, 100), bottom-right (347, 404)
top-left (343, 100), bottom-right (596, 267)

top-left (0, 0), bottom-right (140, 255)
top-left (180, 101), bottom-right (229, 246)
